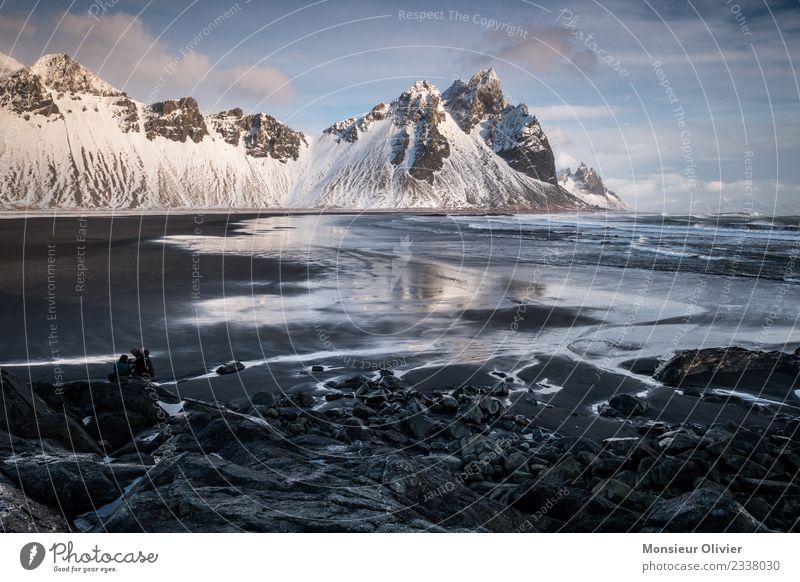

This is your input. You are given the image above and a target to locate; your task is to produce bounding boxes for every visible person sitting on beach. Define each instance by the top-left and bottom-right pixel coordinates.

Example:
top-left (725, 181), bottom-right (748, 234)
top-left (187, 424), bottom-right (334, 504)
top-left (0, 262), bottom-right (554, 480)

top-left (143, 349), bottom-right (155, 379)
top-left (131, 347), bottom-right (147, 376)
top-left (108, 354), bottom-right (132, 382)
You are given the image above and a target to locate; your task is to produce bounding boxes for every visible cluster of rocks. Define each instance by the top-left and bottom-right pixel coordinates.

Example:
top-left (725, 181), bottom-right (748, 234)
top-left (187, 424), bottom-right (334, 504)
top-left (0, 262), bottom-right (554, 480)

top-left (1, 349), bottom-right (799, 532)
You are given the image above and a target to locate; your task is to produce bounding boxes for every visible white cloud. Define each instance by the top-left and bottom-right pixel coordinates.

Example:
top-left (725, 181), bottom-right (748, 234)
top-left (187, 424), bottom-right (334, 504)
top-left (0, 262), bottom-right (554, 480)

top-left (534, 104), bottom-right (616, 121)
top-left (214, 64), bottom-right (294, 104)
top-left (605, 174), bottom-right (800, 214)
top-left (6, 11), bottom-right (294, 109)
top-left (556, 151), bottom-right (580, 170)
top-left (54, 12), bottom-right (212, 98)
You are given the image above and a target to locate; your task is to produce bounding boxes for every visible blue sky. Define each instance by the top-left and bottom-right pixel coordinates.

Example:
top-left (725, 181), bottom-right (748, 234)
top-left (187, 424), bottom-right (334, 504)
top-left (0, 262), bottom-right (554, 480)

top-left (1, 0), bottom-right (798, 212)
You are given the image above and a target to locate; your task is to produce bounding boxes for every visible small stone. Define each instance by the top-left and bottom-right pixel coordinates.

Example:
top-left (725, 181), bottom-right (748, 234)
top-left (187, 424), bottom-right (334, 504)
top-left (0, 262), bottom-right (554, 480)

top-left (216, 361), bottom-right (244, 375)
top-left (446, 421), bottom-right (471, 440)
top-left (251, 392), bottom-right (276, 407)
top-left (658, 428), bottom-right (701, 452)
top-left (602, 393), bottom-right (647, 417)
top-left (380, 376), bottom-right (401, 390)
top-left (403, 415), bottom-right (435, 439)
top-left (438, 395), bottom-right (458, 410)
top-left (352, 403), bottom-right (377, 419)
top-left (490, 383), bottom-right (509, 397)
top-left (382, 429), bottom-right (408, 444)
top-left (295, 392), bottom-right (316, 408)
top-left (592, 478), bottom-right (633, 503)
top-left (364, 389), bottom-right (391, 407)
top-left (504, 451), bottom-right (530, 474)
top-left (463, 405), bottom-right (485, 425)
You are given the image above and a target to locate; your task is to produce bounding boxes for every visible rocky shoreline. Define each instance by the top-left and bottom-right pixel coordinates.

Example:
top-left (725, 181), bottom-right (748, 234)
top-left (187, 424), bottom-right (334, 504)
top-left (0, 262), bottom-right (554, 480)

top-left (2, 346), bottom-right (799, 532)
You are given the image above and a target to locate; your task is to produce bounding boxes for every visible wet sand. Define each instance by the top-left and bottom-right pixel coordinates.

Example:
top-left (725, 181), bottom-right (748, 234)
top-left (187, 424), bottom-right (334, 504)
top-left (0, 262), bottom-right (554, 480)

top-left (1, 213), bottom-right (798, 442)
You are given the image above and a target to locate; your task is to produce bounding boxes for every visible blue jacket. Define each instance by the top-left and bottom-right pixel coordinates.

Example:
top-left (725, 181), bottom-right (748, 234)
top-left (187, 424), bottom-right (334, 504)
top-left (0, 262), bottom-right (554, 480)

top-left (114, 361), bottom-right (132, 376)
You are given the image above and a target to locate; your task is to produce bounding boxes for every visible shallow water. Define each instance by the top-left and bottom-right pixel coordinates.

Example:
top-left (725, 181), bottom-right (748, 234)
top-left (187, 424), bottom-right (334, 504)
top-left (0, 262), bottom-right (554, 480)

top-left (157, 212), bottom-right (800, 384)
top-left (4, 212), bottom-right (799, 402)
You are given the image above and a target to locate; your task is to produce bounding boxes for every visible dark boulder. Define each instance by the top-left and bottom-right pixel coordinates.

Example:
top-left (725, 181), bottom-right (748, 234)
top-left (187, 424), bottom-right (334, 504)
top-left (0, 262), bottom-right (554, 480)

top-left (1, 369), bottom-right (100, 454)
top-left (642, 489), bottom-right (769, 532)
top-left (0, 473), bottom-right (70, 532)
top-left (654, 347), bottom-right (799, 386)
top-left (0, 454), bottom-right (145, 517)
top-left (216, 361), bottom-right (245, 375)
top-left (600, 393), bottom-right (647, 417)
top-left (251, 392), bottom-right (277, 407)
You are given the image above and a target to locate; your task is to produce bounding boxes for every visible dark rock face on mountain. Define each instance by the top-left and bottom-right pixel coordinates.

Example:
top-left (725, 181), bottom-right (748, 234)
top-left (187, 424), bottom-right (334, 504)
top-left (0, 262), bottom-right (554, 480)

top-left (0, 68), bottom-right (60, 117)
top-left (208, 108), bottom-right (244, 145)
top-left (323, 81), bottom-right (451, 183)
top-left (145, 97), bottom-right (209, 143)
top-left (208, 108), bottom-right (307, 161)
top-left (442, 69), bottom-right (508, 132)
top-left (394, 81), bottom-right (451, 183)
top-left (241, 113), bottom-right (307, 161)
top-left (113, 96), bottom-right (140, 133)
top-left (489, 105), bottom-right (558, 185)
top-left (443, 69), bottom-right (557, 185)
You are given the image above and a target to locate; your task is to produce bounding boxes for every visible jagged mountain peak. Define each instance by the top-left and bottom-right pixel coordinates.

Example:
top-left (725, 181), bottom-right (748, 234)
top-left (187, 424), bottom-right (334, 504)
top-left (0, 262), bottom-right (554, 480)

top-left (571, 162), bottom-right (603, 191)
top-left (323, 80), bottom-right (445, 143)
top-left (30, 53), bottom-right (122, 97)
top-left (558, 162), bottom-right (627, 210)
top-left (440, 69), bottom-right (556, 184)
top-left (442, 69), bottom-right (508, 133)
top-left (474, 67), bottom-right (499, 82)
top-left (404, 79), bottom-right (439, 95)
top-left (392, 80), bottom-right (445, 127)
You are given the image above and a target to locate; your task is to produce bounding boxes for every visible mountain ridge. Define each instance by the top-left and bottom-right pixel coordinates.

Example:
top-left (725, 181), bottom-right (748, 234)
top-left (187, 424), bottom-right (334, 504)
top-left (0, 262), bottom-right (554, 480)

top-left (0, 53), bottom-right (624, 210)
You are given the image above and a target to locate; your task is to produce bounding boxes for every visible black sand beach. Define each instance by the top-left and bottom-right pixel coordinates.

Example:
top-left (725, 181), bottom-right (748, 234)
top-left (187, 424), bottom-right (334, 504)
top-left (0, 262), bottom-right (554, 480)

top-left (1, 212), bottom-right (799, 532)
top-left (1, 213), bottom-right (798, 437)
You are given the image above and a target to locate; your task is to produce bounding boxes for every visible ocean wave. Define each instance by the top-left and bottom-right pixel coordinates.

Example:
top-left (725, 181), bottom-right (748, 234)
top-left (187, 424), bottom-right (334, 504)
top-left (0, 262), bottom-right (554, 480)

top-left (629, 243), bottom-right (726, 261)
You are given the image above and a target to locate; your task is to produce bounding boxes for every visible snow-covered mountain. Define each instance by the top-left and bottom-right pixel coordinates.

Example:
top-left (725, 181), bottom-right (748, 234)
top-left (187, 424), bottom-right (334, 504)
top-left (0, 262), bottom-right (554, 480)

top-left (0, 53), bottom-right (622, 210)
top-left (558, 163), bottom-right (628, 210)
top-left (293, 75), bottom-right (578, 209)
top-left (0, 54), bottom-right (309, 207)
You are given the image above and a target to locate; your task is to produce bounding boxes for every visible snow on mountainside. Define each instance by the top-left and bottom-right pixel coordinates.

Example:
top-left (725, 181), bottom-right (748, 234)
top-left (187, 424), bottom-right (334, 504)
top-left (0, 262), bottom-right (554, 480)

top-left (558, 163), bottom-right (628, 210)
top-left (0, 54), bottom-right (309, 208)
top-left (442, 68), bottom-right (557, 185)
top-left (0, 53), bottom-right (623, 210)
top-left (294, 78), bottom-right (579, 209)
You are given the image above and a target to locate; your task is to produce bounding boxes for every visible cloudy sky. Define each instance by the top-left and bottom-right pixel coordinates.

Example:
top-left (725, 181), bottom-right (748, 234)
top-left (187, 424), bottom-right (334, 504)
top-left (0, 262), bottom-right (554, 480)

top-left (1, 0), bottom-right (798, 213)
